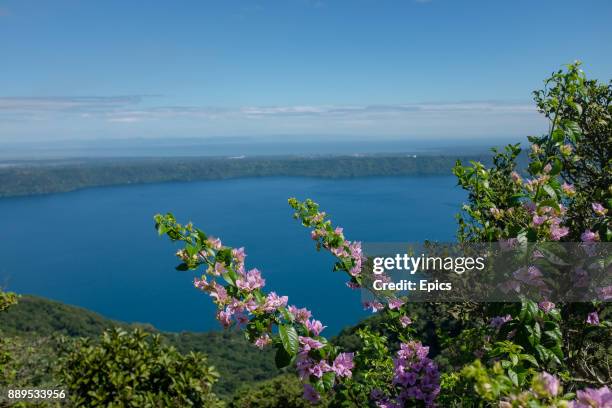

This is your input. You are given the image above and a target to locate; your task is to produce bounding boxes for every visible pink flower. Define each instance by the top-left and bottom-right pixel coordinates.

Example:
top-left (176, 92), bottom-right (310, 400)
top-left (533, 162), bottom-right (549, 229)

top-left (206, 237), bottom-right (222, 250)
top-left (399, 316), bottom-right (412, 328)
top-left (288, 305), bottom-right (312, 324)
top-left (332, 353), bottom-right (355, 378)
top-left (232, 247), bottom-right (246, 263)
top-left (388, 298), bottom-right (405, 310)
top-left (299, 336), bottom-right (324, 351)
top-left (538, 372), bottom-right (560, 397)
top-left (538, 301), bottom-right (555, 313)
top-left (571, 386), bottom-right (612, 408)
top-left (562, 182), bottom-right (575, 196)
top-left (306, 319), bottom-right (326, 336)
top-left (523, 201), bottom-right (537, 213)
top-left (194, 276), bottom-right (208, 290)
top-left (363, 300), bottom-right (384, 313)
top-left (212, 262), bottom-right (226, 276)
top-left (254, 334), bottom-right (271, 349)
top-left (209, 282), bottom-right (228, 304)
top-left (310, 360), bottom-right (332, 378)
top-left (592, 202), bottom-right (607, 216)
top-left (543, 163), bottom-right (552, 174)
top-left (597, 286), bottom-right (612, 301)
top-left (550, 224), bottom-right (569, 241)
top-left (490, 315), bottom-right (511, 329)
top-left (581, 230), bottom-right (600, 243)
top-left (235, 268), bottom-right (265, 291)
top-left (235, 312), bottom-right (249, 326)
top-left (533, 214), bottom-right (547, 226)
top-left (303, 384), bottom-right (320, 403)
top-left (346, 281), bottom-right (360, 289)
top-left (586, 311), bottom-right (600, 325)
top-left (262, 292), bottom-right (288, 312)
top-left (511, 171), bottom-right (522, 183)
top-left (217, 310), bottom-right (232, 328)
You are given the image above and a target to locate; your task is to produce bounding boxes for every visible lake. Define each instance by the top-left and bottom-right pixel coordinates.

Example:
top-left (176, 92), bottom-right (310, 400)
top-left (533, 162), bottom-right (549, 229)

top-left (0, 176), bottom-right (465, 334)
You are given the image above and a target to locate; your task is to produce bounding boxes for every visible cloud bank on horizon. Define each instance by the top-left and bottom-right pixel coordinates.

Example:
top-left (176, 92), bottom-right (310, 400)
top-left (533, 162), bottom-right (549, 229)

top-left (0, 95), bottom-right (545, 142)
top-left (0, 0), bottom-right (610, 143)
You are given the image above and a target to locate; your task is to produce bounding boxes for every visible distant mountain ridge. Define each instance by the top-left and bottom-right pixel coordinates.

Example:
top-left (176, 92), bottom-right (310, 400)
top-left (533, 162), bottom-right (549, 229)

top-left (0, 154), bottom-right (496, 198)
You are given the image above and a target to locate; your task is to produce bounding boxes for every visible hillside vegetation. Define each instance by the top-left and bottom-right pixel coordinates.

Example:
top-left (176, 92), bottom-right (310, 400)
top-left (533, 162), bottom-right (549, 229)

top-left (0, 155), bottom-right (493, 198)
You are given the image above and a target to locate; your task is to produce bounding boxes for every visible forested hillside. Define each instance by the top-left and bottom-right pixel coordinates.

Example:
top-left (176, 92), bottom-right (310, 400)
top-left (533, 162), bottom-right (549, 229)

top-left (0, 154), bottom-right (495, 198)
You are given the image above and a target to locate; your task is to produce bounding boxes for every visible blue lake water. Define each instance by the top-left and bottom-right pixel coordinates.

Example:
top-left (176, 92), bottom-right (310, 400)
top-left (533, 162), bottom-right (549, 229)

top-left (0, 176), bottom-right (465, 334)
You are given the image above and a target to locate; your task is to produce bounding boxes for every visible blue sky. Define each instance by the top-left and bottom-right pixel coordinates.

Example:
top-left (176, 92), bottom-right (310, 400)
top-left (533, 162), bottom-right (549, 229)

top-left (1, 0), bottom-right (611, 143)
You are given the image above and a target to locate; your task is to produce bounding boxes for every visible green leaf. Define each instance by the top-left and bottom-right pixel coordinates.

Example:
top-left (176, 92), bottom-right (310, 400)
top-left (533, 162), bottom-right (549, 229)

top-left (278, 324), bottom-right (299, 356)
top-left (274, 345), bottom-right (292, 368)
top-left (551, 128), bottom-right (565, 143)
top-left (542, 184), bottom-right (557, 200)
top-left (322, 371), bottom-right (336, 390)
top-left (175, 263), bottom-right (190, 271)
top-left (550, 158), bottom-right (563, 176)
top-left (519, 353), bottom-right (539, 367)
top-left (507, 368), bottom-right (518, 386)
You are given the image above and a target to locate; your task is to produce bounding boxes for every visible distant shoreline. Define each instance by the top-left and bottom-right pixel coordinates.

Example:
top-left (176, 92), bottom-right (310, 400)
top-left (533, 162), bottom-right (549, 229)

top-left (0, 154), bottom-right (492, 198)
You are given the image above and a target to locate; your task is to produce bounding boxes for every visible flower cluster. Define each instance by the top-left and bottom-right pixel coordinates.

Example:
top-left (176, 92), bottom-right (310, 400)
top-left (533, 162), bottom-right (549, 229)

top-left (570, 385), bottom-right (612, 408)
top-left (372, 341), bottom-right (440, 407)
top-left (289, 198), bottom-right (366, 288)
top-left (155, 213), bottom-right (354, 402)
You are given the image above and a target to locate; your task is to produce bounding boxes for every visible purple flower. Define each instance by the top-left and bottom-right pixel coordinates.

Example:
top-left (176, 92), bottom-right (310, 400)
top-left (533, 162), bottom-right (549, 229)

top-left (571, 385), bottom-right (612, 408)
top-left (262, 292), bottom-right (288, 312)
top-left (399, 316), bottom-right (412, 328)
top-left (363, 300), bottom-right (384, 313)
top-left (232, 247), bottom-right (246, 263)
top-left (388, 298), bottom-right (405, 310)
top-left (288, 305), bottom-right (312, 324)
top-left (490, 315), bottom-right (512, 329)
top-left (533, 214), bottom-right (547, 226)
top-left (332, 352), bottom-right (355, 378)
top-left (209, 283), bottom-right (228, 304)
top-left (303, 384), bottom-right (320, 403)
top-left (524, 201), bottom-right (537, 213)
top-left (310, 360), bottom-right (332, 378)
top-left (217, 309), bottom-right (232, 328)
top-left (538, 372), bottom-right (560, 397)
top-left (592, 202), bottom-right (608, 216)
top-left (562, 182), bottom-right (576, 196)
top-left (299, 336), bottom-right (324, 351)
top-left (346, 281), bottom-right (360, 289)
top-left (597, 286), bottom-right (612, 301)
top-left (254, 334), bottom-right (271, 349)
top-left (550, 223), bottom-right (569, 241)
top-left (207, 236), bottom-right (222, 250)
top-left (235, 268), bottom-right (265, 291)
top-left (538, 301), bottom-right (555, 313)
top-left (391, 341), bottom-right (440, 407)
top-left (212, 262), bottom-right (226, 276)
top-left (194, 276), bottom-right (208, 290)
top-left (306, 319), bottom-right (326, 336)
top-left (586, 311), bottom-right (600, 325)
top-left (581, 230), bottom-right (600, 243)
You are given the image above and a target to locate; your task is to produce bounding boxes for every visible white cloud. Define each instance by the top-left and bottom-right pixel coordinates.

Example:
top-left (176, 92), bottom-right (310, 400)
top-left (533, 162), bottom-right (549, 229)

top-left (0, 95), bottom-right (546, 141)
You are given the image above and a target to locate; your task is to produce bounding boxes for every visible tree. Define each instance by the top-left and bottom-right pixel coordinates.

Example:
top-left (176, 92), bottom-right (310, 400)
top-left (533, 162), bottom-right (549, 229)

top-left (58, 328), bottom-right (223, 407)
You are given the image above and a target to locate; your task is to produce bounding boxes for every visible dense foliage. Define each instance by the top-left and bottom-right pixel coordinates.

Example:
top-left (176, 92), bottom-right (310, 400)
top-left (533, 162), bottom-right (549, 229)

top-left (59, 328), bottom-right (223, 407)
top-left (0, 155), bottom-right (489, 198)
top-left (0, 296), bottom-right (278, 400)
top-left (155, 62), bottom-right (611, 407)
